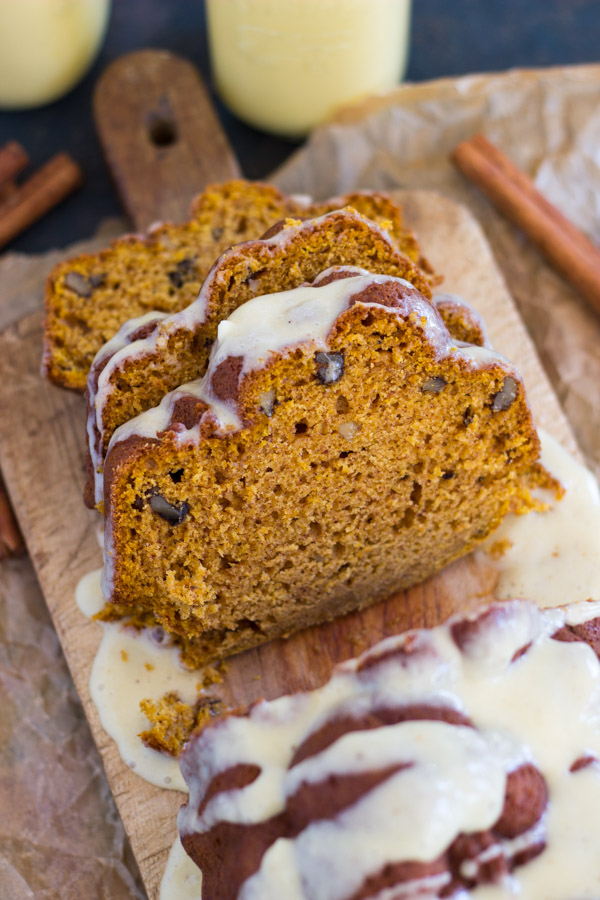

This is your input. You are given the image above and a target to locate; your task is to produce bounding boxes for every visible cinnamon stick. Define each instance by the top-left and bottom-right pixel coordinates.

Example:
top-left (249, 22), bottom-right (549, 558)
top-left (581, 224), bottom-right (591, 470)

top-left (0, 181), bottom-right (18, 206)
top-left (452, 134), bottom-right (600, 316)
top-left (0, 141), bottom-right (28, 192)
top-left (0, 472), bottom-right (25, 560)
top-left (0, 153), bottom-right (83, 250)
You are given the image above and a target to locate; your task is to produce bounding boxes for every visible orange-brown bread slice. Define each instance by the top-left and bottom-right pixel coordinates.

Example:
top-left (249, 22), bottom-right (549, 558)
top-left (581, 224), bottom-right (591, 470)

top-left (85, 209), bottom-right (437, 507)
top-left (43, 181), bottom-right (426, 390)
top-left (102, 272), bottom-right (543, 665)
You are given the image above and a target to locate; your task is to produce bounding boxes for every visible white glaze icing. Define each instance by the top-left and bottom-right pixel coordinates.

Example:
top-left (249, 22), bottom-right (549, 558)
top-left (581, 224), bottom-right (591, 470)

top-left (76, 585), bottom-right (202, 790)
top-left (89, 621), bottom-right (197, 790)
top-left (160, 837), bottom-right (203, 900)
top-left (178, 600), bottom-right (600, 899)
top-left (91, 310), bottom-right (167, 368)
top-left (479, 429), bottom-right (600, 607)
top-left (86, 310), bottom-right (168, 504)
top-left (75, 566), bottom-right (105, 617)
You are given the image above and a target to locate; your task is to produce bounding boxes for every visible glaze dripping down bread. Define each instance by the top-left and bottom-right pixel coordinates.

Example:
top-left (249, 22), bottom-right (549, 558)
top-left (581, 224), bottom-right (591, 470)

top-left (178, 599), bottom-right (600, 899)
top-left (43, 180), bottom-right (428, 390)
top-left (84, 208), bottom-right (464, 508)
top-left (102, 271), bottom-right (549, 664)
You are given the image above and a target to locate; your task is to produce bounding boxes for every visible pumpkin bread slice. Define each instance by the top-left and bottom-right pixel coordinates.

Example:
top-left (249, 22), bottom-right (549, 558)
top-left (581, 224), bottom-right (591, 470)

top-left (102, 272), bottom-right (544, 665)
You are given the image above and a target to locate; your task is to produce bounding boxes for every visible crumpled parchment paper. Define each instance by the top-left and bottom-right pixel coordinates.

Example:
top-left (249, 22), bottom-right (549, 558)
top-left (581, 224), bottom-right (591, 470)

top-left (2, 63), bottom-right (600, 898)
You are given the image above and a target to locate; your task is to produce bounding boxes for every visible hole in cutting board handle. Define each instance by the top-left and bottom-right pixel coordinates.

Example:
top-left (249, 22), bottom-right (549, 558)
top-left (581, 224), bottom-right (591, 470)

top-left (147, 111), bottom-right (178, 147)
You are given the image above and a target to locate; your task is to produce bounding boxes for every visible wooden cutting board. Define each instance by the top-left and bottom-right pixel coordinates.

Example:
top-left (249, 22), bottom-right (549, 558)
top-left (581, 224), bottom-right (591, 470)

top-left (0, 51), bottom-right (579, 899)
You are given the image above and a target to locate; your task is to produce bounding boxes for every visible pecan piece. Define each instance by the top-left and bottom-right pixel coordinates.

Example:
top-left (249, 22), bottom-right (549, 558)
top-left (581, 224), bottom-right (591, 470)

top-left (315, 351), bottom-right (344, 384)
top-left (149, 494), bottom-right (190, 524)
top-left (492, 376), bottom-right (518, 411)
top-left (167, 257), bottom-right (196, 288)
top-left (421, 376), bottom-right (446, 394)
top-left (64, 271), bottom-right (92, 297)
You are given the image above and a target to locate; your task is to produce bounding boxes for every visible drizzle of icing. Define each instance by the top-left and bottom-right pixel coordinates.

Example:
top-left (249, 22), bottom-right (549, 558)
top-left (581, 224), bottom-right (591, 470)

top-left (479, 429), bottom-right (600, 607)
top-left (160, 837), bottom-right (203, 900)
top-left (91, 310), bottom-right (167, 370)
top-left (90, 622), bottom-right (195, 790)
top-left (87, 310), bottom-right (168, 503)
top-left (177, 600), bottom-right (600, 899)
top-left (75, 567), bottom-right (105, 617)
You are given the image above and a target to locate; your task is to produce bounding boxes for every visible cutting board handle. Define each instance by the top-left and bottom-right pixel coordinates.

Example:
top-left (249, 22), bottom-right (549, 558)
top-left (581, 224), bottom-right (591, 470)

top-left (93, 49), bottom-right (241, 232)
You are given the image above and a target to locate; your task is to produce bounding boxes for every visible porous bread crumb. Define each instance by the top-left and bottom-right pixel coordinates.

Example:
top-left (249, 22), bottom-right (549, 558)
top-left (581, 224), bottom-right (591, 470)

top-left (139, 691), bottom-right (225, 756)
top-left (487, 538), bottom-right (514, 559)
top-left (199, 662), bottom-right (229, 689)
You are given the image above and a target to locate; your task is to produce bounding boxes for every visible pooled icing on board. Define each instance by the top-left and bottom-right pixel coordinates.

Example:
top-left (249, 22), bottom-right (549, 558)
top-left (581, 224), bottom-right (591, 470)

top-left (479, 429), bottom-right (600, 607)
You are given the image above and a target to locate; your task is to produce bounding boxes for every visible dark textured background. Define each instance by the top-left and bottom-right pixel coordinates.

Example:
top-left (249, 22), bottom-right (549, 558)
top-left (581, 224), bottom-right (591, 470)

top-left (0, 0), bottom-right (598, 253)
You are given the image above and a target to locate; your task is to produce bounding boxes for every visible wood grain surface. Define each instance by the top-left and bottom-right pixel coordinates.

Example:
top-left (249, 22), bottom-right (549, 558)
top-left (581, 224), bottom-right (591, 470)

top-left (94, 50), bottom-right (241, 230)
top-left (0, 190), bottom-right (579, 898)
